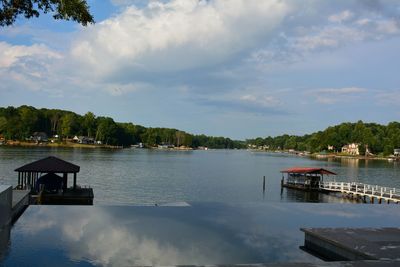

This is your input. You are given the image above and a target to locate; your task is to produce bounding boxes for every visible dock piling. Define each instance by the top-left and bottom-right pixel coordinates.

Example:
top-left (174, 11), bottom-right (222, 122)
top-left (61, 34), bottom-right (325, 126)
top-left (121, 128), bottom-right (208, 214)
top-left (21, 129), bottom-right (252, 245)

top-left (263, 176), bottom-right (266, 192)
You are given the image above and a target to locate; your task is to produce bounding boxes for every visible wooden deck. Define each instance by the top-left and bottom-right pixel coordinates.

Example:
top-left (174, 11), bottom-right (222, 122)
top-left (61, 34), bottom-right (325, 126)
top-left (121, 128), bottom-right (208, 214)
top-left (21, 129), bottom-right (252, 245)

top-left (31, 187), bottom-right (94, 205)
top-left (301, 227), bottom-right (400, 261)
top-left (319, 181), bottom-right (400, 204)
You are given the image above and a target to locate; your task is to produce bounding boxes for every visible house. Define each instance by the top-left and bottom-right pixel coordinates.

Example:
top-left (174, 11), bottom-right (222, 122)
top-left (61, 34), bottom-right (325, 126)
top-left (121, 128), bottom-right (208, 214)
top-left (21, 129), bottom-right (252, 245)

top-left (78, 136), bottom-right (95, 144)
top-left (158, 143), bottom-right (174, 149)
top-left (341, 143), bottom-right (359, 155)
top-left (327, 145), bottom-right (335, 151)
top-left (394, 149), bottom-right (400, 157)
top-left (31, 132), bottom-right (48, 142)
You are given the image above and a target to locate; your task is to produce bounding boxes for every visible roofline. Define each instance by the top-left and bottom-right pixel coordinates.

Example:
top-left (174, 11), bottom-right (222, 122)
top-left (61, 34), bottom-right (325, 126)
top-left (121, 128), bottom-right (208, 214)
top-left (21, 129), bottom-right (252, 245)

top-left (280, 167), bottom-right (337, 175)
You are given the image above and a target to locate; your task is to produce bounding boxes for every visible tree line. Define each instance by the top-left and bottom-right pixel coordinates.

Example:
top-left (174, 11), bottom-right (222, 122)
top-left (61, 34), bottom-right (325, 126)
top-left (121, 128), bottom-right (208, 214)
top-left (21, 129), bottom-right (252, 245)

top-left (247, 121), bottom-right (400, 156)
top-left (0, 106), bottom-right (245, 149)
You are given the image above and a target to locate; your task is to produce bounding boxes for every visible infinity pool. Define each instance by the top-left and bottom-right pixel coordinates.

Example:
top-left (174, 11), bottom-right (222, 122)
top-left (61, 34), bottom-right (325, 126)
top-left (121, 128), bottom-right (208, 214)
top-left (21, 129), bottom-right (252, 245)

top-left (1, 203), bottom-right (400, 266)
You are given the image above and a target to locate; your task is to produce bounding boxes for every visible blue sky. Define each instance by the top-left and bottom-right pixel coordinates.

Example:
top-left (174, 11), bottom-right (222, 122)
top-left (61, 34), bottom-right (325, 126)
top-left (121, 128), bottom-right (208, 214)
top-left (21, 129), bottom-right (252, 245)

top-left (0, 0), bottom-right (399, 140)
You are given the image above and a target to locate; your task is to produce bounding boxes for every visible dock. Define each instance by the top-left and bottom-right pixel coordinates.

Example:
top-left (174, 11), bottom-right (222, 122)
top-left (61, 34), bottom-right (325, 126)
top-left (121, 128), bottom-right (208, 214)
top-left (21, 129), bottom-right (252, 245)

top-left (280, 167), bottom-right (400, 204)
top-left (14, 156), bottom-right (94, 205)
top-left (301, 227), bottom-right (400, 262)
top-left (319, 182), bottom-right (400, 204)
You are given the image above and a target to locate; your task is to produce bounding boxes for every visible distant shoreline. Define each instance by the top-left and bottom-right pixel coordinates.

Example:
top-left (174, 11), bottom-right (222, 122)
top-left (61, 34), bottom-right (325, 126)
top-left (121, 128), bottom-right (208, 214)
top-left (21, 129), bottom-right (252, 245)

top-left (0, 141), bottom-right (197, 151)
top-left (0, 141), bottom-right (123, 149)
top-left (248, 149), bottom-right (397, 161)
top-left (1, 143), bottom-right (398, 160)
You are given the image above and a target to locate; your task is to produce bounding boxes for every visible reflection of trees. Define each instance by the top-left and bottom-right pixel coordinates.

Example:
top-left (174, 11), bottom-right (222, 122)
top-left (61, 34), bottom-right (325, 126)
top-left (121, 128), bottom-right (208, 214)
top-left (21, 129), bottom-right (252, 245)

top-left (339, 158), bottom-right (360, 183)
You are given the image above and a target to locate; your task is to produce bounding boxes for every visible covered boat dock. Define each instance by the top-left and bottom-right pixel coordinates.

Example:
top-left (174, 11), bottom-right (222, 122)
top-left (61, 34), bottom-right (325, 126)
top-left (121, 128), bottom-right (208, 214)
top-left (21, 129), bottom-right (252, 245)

top-left (281, 167), bottom-right (336, 191)
top-left (14, 156), bottom-right (93, 205)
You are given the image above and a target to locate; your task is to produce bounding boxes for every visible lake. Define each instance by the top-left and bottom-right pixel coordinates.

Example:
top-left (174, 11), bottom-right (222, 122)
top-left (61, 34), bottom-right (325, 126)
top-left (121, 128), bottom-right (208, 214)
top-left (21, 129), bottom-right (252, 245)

top-left (0, 147), bottom-right (399, 205)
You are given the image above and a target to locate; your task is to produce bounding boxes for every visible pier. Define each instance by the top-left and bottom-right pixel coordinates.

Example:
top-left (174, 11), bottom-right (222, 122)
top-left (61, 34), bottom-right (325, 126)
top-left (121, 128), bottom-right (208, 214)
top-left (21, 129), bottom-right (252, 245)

top-left (13, 156), bottom-right (94, 205)
top-left (319, 181), bottom-right (400, 204)
top-left (301, 227), bottom-right (400, 262)
top-left (280, 167), bottom-right (400, 204)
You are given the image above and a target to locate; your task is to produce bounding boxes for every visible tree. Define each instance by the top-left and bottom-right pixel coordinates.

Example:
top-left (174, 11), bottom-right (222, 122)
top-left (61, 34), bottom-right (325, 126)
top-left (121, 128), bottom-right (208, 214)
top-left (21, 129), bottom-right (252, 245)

top-left (82, 111), bottom-right (96, 137)
top-left (0, 0), bottom-right (94, 26)
top-left (60, 113), bottom-right (77, 138)
top-left (96, 117), bottom-right (118, 145)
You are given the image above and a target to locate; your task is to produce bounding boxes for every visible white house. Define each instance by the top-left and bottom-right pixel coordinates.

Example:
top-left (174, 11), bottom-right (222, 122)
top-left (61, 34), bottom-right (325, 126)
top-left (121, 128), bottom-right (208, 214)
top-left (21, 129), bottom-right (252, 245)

top-left (341, 143), bottom-right (359, 155)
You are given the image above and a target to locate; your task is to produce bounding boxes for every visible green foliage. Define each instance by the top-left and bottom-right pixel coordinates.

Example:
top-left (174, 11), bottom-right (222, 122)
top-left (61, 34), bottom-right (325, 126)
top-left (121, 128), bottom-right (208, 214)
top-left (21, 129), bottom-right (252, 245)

top-left (0, 0), bottom-right (94, 26)
top-left (0, 105), bottom-right (245, 149)
top-left (3, 105), bottom-right (396, 153)
top-left (82, 112), bottom-right (96, 137)
top-left (246, 120), bottom-right (400, 155)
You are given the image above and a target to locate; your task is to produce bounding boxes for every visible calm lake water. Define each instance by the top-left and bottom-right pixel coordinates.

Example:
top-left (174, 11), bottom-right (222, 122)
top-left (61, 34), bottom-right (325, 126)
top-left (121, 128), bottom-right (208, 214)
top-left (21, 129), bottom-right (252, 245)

top-left (0, 147), bottom-right (399, 205)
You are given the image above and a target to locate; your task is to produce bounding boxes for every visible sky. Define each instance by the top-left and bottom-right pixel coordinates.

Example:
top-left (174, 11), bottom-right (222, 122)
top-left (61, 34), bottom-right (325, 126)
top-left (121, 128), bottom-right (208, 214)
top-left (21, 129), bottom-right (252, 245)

top-left (0, 0), bottom-right (399, 140)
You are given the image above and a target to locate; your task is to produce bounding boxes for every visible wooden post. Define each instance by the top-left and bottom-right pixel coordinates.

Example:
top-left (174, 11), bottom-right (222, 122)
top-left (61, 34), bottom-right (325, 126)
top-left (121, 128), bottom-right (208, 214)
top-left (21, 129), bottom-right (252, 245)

top-left (63, 173), bottom-right (68, 191)
top-left (371, 197), bottom-right (374, 204)
top-left (263, 176), bottom-right (266, 192)
top-left (73, 173), bottom-right (77, 190)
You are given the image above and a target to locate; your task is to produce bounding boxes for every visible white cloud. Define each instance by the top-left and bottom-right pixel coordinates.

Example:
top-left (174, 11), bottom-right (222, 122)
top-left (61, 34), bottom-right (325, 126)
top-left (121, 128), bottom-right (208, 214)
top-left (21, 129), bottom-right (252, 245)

top-left (70, 0), bottom-right (290, 78)
top-left (328, 10), bottom-right (354, 23)
top-left (311, 87), bottom-right (367, 94)
top-left (0, 42), bottom-right (61, 68)
top-left (376, 20), bottom-right (400, 34)
top-left (240, 94), bottom-right (281, 108)
top-left (307, 87), bottom-right (367, 104)
top-left (2, 0), bottom-right (400, 101)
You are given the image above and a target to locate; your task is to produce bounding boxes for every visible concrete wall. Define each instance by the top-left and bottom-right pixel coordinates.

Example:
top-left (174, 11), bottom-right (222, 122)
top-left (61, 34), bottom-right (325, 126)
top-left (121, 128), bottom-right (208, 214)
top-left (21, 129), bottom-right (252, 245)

top-left (0, 185), bottom-right (12, 227)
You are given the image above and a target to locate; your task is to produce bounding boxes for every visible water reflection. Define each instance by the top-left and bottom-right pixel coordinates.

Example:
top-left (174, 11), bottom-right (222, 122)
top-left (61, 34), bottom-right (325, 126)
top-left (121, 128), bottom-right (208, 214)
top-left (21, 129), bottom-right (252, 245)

top-left (3, 203), bottom-right (400, 266)
top-left (280, 188), bottom-right (357, 204)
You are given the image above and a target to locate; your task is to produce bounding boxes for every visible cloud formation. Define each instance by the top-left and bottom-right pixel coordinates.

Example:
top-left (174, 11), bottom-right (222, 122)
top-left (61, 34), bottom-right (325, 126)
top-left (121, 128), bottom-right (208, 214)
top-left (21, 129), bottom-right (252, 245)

top-left (71, 0), bottom-right (290, 79)
top-left (307, 87), bottom-right (367, 104)
top-left (1, 0), bottom-right (400, 138)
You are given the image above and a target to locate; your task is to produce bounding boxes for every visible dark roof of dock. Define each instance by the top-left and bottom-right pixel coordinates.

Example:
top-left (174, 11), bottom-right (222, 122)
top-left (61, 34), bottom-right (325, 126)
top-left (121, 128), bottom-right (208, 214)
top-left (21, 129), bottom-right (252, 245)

top-left (15, 156), bottom-right (80, 173)
top-left (281, 167), bottom-right (336, 175)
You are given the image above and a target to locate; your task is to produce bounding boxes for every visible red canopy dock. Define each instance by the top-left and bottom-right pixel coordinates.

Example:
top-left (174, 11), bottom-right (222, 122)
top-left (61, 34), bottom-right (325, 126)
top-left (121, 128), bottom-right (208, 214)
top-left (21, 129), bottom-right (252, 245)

top-left (280, 167), bottom-right (336, 191)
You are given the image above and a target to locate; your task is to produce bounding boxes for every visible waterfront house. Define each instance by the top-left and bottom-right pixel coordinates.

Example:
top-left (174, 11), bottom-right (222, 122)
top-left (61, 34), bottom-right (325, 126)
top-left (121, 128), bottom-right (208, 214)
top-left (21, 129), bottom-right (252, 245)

top-left (30, 132), bottom-right (48, 142)
top-left (77, 136), bottom-right (95, 144)
top-left (280, 167), bottom-right (336, 191)
top-left (14, 156), bottom-right (93, 205)
top-left (158, 143), bottom-right (174, 149)
top-left (395, 149), bottom-right (400, 157)
top-left (341, 143), bottom-right (359, 155)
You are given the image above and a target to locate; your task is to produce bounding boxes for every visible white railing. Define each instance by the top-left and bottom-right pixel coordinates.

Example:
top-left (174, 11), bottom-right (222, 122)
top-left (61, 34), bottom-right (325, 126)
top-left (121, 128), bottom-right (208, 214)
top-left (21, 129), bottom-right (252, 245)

top-left (319, 181), bottom-right (400, 202)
